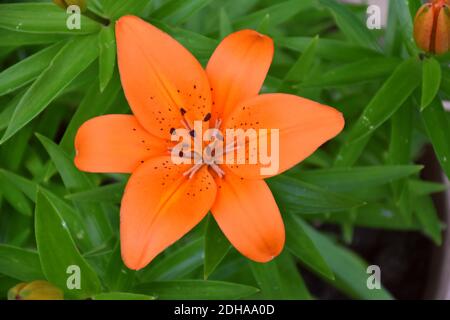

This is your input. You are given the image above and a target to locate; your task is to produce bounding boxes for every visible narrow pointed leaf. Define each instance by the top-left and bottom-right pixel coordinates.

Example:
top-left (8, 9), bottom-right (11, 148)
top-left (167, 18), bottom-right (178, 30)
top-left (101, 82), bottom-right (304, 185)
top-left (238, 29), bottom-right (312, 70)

top-left (347, 57), bottom-right (422, 143)
top-left (204, 215), bottom-right (231, 279)
top-left (421, 57), bottom-right (442, 110)
top-left (93, 292), bottom-right (155, 300)
top-left (36, 134), bottom-right (113, 246)
top-left (280, 36), bottom-right (318, 90)
top-left (1, 35), bottom-right (99, 144)
top-left (98, 25), bottom-right (116, 92)
top-left (421, 98), bottom-right (450, 180)
top-left (285, 214), bottom-right (334, 280)
top-left (102, 0), bottom-right (149, 20)
top-left (65, 182), bottom-right (125, 203)
top-left (298, 218), bottom-right (393, 299)
top-left (234, 0), bottom-right (314, 29)
top-left (292, 165), bottom-right (423, 192)
top-left (135, 280), bottom-right (259, 300)
top-left (0, 245), bottom-right (44, 281)
top-left (413, 196), bottom-right (443, 245)
top-left (0, 42), bottom-right (64, 96)
top-left (250, 252), bottom-right (310, 299)
top-left (0, 3), bottom-right (100, 34)
top-left (35, 189), bottom-right (101, 299)
top-left (277, 36), bottom-right (381, 62)
top-left (268, 175), bottom-right (363, 214)
top-left (318, 0), bottom-right (380, 50)
top-left (152, 0), bottom-right (212, 25)
top-left (138, 237), bottom-right (204, 282)
top-left (302, 57), bottom-right (401, 88)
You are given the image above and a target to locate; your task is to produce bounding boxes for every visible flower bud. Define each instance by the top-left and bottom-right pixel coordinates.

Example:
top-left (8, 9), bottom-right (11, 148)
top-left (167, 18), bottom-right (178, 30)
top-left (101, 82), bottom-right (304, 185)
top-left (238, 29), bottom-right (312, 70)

top-left (414, 0), bottom-right (450, 55)
top-left (7, 280), bottom-right (64, 300)
top-left (53, 0), bottom-right (87, 12)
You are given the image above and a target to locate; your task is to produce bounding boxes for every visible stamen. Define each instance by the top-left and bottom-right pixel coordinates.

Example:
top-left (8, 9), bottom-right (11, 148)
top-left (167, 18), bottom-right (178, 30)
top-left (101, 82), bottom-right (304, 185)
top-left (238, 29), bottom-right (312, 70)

top-left (183, 163), bottom-right (203, 179)
top-left (210, 163), bottom-right (224, 178)
top-left (180, 119), bottom-right (192, 131)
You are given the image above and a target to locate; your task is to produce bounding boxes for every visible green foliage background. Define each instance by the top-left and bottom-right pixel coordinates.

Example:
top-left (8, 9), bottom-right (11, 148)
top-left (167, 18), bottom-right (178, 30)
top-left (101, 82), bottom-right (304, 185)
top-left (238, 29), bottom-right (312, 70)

top-left (0, 0), bottom-right (448, 300)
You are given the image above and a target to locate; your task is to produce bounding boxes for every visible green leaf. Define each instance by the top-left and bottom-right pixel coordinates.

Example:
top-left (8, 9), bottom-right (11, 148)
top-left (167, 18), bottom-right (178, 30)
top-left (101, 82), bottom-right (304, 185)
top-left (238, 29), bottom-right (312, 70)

top-left (421, 57), bottom-right (442, 110)
top-left (413, 196), bottom-right (443, 245)
top-left (92, 292), bottom-right (155, 300)
top-left (408, 179), bottom-right (448, 196)
top-left (138, 237), bottom-right (204, 282)
top-left (1, 35), bottom-right (99, 144)
top-left (391, 0), bottom-right (419, 56)
top-left (0, 244), bottom-right (44, 281)
top-left (0, 42), bottom-right (64, 96)
top-left (0, 172), bottom-right (32, 216)
top-left (302, 57), bottom-right (401, 88)
top-left (152, 0), bottom-right (212, 25)
top-left (285, 214), bottom-right (334, 280)
top-left (250, 252), bottom-right (310, 299)
top-left (35, 189), bottom-right (101, 299)
top-left (135, 280), bottom-right (259, 300)
top-left (298, 218), bottom-right (393, 299)
top-left (36, 134), bottom-right (113, 246)
top-left (105, 242), bottom-right (136, 292)
top-left (407, 0), bottom-right (422, 20)
top-left (0, 28), bottom-right (68, 47)
top-left (59, 75), bottom-right (122, 153)
top-left (277, 36), bottom-right (381, 62)
top-left (204, 215), bottom-right (231, 279)
top-left (440, 67), bottom-right (450, 97)
top-left (256, 13), bottom-right (271, 34)
top-left (65, 182), bottom-right (126, 203)
top-left (102, 0), bottom-right (150, 20)
top-left (0, 89), bottom-right (26, 131)
top-left (152, 21), bottom-right (217, 60)
top-left (219, 7), bottom-right (233, 39)
top-left (0, 169), bottom-right (93, 250)
top-left (98, 25), bottom-right (116, 92)
top-left (318, 0), bottom-right (380, 50)
top-left (234, 0), bottom-right (314, 30)
top-left (421, 97), bottom-right (450, 180)
top-left (0, 3), bottom-right (101, 34)
top-left (292, 165), bottom-right (423, 192)
top-left (280, 36), bottom-right (318, 90)
top-left (36, 134), bottom-right (93, 191)
top-left (267, 175), bottom-right (363, 214)
top-left (387, 103), bottom-right (414, 205)
top-left (334, 135), bottom-right (371, 167)
top-left (347, 57), bottom-right (422, 143)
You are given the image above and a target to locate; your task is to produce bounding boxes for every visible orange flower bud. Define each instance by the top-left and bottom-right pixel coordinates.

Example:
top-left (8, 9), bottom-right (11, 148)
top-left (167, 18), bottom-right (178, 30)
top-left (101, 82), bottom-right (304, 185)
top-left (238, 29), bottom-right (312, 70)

top-left (7, 280), bottom-right (64, 300)
top-left (52, 0), bottom-right (87, 12)
top-left (414, 0), bottom-right (450, 55)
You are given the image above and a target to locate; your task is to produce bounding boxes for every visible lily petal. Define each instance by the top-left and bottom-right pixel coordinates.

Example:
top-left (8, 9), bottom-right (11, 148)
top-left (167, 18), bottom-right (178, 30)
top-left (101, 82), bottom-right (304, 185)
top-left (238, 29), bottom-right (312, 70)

top-left (435, 5), bottom-right (450, 54)
top-left (75, 115), bottom-right (168, 173)
top-left (116, 16), bottom-right (212, 138)
top-left (211, 169), bottom-right (284, 262)
top-left (206, 30), bottom-right (273, 123)
top-left (120, 157), bottom-right (217, 270)
top-left (414, 4), bottom-right (435, 53)
top-left (224, 94), bottom-right (344, 179)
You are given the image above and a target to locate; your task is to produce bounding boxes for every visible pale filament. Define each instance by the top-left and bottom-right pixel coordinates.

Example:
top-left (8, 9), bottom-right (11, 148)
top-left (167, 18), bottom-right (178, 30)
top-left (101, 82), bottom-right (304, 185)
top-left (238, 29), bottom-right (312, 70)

top-left (176, 118), bottom-right (241, 179)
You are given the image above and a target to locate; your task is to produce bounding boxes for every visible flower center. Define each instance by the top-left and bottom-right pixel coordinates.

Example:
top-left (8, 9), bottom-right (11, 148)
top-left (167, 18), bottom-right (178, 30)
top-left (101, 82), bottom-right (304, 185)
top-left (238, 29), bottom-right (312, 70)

top-left (172, 113), bottom-right (237, 179)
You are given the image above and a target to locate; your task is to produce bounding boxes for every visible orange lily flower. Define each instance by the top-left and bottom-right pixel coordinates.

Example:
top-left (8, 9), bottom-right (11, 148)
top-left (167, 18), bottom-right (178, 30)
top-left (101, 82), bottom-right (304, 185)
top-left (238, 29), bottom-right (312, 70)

top-left (414, 0), bottom-right (450, 55)
top-left (74, 16), bottom-right (344, 270)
